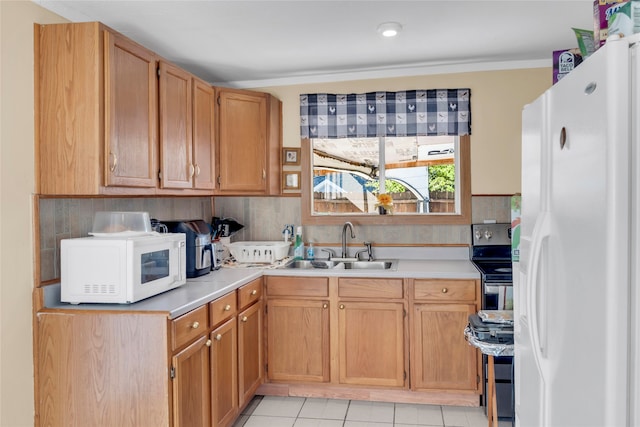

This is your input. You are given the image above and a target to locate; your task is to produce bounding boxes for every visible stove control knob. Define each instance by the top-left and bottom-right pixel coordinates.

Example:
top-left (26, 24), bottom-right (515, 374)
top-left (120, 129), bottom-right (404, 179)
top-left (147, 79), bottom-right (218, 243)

top-left (474, 230), bottom-right (482, 240)
top-left (484, 230), bottom-right (493, 239)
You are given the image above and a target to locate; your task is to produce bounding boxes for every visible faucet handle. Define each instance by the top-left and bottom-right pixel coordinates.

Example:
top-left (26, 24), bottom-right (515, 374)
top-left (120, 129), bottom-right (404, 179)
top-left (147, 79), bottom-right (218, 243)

top-left (363, 242), bottom-right (373, 261)
top-left (320, 248), bottom-right (336, 260)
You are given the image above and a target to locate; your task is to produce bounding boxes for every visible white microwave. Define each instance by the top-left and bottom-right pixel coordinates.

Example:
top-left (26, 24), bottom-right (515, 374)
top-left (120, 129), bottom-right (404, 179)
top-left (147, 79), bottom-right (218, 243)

top-left (61, 233), bottom-right (186, 304)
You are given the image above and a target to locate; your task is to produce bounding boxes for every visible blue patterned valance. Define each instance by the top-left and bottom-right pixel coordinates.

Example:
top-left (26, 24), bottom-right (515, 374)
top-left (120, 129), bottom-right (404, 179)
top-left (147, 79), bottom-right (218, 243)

top-left (300, 89), bottom-right (471, 139)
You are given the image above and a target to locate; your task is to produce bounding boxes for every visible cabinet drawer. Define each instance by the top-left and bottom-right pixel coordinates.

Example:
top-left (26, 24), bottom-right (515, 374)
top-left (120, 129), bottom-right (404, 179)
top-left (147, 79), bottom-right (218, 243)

top-left (171, 305), bottom-right (209, 351)
top-left (210, 291), bottom-right (237, 327)
top-left (338, 278), bottom-right (404, 299)
top-left (266, 276), bottom-right (329, 297)
top-left (238, 278), bottom-right (263, 310)
top-left (414, 279), bottom-right (477, 302)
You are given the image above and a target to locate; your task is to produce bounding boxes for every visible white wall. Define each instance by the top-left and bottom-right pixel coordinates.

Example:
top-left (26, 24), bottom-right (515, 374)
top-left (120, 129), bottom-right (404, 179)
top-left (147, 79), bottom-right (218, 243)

top-left (0, 2), bottom-right (66, 425)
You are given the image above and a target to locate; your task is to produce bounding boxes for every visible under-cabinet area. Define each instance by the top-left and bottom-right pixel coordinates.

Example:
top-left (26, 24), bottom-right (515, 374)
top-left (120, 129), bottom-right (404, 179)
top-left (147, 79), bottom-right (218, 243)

top-left (35, 264), bottom-right (481, 427)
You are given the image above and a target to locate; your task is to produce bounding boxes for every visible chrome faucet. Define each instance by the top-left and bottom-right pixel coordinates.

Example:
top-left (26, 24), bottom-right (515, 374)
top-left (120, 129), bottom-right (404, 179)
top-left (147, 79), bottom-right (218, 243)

top-left (341, 222), bottom-right (355, 258)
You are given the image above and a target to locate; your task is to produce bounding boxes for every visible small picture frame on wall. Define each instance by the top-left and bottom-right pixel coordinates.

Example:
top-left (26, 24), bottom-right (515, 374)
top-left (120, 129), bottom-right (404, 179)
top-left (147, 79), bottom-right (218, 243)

top-left (283, 148), bottom-right (300, 165)
top-left (282, 171), bottom-right (301, 190)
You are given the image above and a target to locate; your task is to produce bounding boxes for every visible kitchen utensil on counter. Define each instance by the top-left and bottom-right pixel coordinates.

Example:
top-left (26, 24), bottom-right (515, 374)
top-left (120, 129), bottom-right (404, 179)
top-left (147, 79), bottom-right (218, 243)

top-left (211, 217), bottom-right (244, 238)
top-left (164, 220), bottom-right (214, 278)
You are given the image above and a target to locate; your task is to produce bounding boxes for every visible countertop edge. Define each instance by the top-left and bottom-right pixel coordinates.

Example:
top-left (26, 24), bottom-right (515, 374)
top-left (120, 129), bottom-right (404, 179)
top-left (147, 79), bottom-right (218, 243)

top-left (42, 259), bottom-right (480, 319)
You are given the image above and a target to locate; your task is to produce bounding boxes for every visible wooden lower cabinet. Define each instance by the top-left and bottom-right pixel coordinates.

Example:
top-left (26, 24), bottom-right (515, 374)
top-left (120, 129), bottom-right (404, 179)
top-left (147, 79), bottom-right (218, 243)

top-left (338, 300), bottom-right (406, 387)
top-left (36, 311), bottom-right (171, 427)
top-left (266, 298), bottom-right (330, 382)
top-left (210, 317), bottom-right (238, 427)
top-left (237, 300), bottom-right (264, 408)
top-left (35, 281), bottom-right (265, 427)
top-left (172, 335), bottom-right (212, 427)
top-left (412, 303), bottom-right (478, 390)
top-left (410, 279), bottom-right (481, 392)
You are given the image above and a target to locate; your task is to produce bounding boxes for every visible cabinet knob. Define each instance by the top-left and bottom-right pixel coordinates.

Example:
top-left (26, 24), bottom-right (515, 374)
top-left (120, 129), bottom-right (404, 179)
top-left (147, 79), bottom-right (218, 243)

top-left (262, 169), bottom-right (266, 179)
top-left (441, 288), bottom-right (448, 294)
top-left (206, 339), bottom-right (212, 347)
top-left (191, 321), bottom-right (200, 329)
top-left (224, 304), bottom-right (231, 311)
top-left (251, 289), bottom-right (257, 296)
top-left (109, 152), bottom-right (118, 172)
top-left (215, 334), bottom-right (222, 341)
top-left (339, 304), bottom-right (345, 310)
top-left (323, 303), bottom-right (328, 309)
top-left (241, 316), bottom-right (248, 322)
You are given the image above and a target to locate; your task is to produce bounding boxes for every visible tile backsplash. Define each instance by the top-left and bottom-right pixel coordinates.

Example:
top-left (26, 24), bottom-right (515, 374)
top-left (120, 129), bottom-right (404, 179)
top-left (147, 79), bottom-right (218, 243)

top-left (38, 195), bottom-right (511, 283)
top-left (38, 197), bottom-right (212, 283)
top-left (213, 195), bottom-right (513, 246)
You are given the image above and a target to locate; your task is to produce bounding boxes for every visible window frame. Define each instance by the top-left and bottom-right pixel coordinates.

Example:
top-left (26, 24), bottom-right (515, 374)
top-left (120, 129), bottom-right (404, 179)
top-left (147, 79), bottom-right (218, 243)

top-left (300, 135), bottom-right (472, 225)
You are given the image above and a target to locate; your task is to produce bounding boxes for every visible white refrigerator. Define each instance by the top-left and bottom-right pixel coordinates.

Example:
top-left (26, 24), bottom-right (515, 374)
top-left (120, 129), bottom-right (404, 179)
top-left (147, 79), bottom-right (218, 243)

top-left (516, 33), bottom-right (640, 426)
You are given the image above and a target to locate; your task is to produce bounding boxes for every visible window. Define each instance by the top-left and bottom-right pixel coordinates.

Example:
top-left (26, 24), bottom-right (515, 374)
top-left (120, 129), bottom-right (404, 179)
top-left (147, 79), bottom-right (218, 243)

top-left (299, 90), bottom-right (471, 225)
top-left (301, 135), bottom-right (471, 225)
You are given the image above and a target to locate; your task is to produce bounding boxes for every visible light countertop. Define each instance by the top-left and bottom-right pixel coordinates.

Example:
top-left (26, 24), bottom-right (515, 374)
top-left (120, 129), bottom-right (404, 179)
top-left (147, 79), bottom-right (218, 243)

top-left (43, 248), bottom-right (480, 319)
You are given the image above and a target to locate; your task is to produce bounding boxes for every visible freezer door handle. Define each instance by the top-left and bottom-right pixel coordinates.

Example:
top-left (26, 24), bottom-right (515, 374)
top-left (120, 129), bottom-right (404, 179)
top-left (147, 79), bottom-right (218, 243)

top-left (528, 211), bottom-right (550, 360)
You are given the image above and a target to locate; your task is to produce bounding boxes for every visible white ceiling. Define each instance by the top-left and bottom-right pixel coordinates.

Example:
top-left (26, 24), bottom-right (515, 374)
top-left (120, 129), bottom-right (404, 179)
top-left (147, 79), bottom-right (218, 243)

top-left (33, 0), bottom-right (594, 88)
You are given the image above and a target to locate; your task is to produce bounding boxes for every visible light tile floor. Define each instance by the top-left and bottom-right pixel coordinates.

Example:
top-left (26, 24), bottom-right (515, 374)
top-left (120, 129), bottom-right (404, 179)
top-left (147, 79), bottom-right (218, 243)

top-left (232, 396), bottom-right (513, 427)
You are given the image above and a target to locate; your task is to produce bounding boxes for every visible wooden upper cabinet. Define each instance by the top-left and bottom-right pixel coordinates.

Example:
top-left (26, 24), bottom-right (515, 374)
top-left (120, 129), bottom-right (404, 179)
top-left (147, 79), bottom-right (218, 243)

top-left (37, 22), bottom-right (219, 196)
top-left (192, 79), bottom-right (216, 190)
top-left (104, 30), bottom-right (158, 188)
top-left (216, 88), bottom-right (282, 195)
top-left (37, 22), bottom-right (159, 195)
top-left (159, 61), bottom-right (193, 189)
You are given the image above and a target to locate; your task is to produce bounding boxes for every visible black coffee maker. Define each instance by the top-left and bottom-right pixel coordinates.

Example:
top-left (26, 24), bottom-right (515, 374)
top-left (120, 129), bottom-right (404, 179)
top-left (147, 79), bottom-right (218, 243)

top-left (164, 220), bottom-right (213, 278)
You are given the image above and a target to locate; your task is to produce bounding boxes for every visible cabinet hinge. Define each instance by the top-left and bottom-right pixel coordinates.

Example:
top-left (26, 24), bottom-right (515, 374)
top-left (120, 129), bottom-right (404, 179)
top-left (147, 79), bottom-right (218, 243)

top-left (477, 374), bottom-right (481, 384)
top-left (216, 176), bottom-right (221, 185)
top-left (170, 366), bottom-right (176, 379)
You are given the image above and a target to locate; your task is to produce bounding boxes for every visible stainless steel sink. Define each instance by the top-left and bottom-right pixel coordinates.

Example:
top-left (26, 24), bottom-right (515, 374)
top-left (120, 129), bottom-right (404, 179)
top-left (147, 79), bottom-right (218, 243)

top-left (283, 259), bottom-right (398, 271)
top-left (339, 260), bottom-right (398, 270)
top-left (283, 260), bottom-right (339, 269)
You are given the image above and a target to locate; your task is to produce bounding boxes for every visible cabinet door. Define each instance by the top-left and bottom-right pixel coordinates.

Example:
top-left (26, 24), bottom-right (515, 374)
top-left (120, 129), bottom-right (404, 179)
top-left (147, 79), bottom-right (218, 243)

top-left (338, 301), bottom-right (405, 387)
top-left (192, 79), bottom-right (216, 190)
top-left (104, 30), bottom-right (158, 188)
top-left (238, 300), bottom-right (264, 407)
top-left (159, 61), bottom-right (193, 189)
top-left (412, 303), bottom-right (478, 391)
top-left (211, 318), bottom-right (238, 427)
top-left (217, 90), bottom-right (268, 192)
top-left (171, 335), bottom-right (211, 427)
top-left (266, 299), bottom-right (330, 382)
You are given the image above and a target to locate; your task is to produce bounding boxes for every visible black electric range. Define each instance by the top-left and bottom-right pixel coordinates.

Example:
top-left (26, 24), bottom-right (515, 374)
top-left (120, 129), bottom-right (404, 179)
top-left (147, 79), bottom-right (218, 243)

top-left (470, 223), bottom-right (514, 422)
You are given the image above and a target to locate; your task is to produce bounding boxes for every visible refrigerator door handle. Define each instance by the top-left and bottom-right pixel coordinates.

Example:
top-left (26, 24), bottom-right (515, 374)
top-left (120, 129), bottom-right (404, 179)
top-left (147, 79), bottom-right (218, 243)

top-left (528, 211), bottom-right (550, 360)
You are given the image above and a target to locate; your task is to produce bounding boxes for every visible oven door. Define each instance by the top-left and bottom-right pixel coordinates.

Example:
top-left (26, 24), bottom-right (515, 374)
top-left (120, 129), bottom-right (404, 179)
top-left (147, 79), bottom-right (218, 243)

top-left (483, 282), bottom-right (513, 310)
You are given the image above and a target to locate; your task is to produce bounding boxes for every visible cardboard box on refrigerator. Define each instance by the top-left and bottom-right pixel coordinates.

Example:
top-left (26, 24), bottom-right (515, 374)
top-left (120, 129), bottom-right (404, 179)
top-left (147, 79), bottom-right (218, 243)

top-left (553, 49), bottom-right (583, 84)
top-left (594, 0), bottom-right (626, 49)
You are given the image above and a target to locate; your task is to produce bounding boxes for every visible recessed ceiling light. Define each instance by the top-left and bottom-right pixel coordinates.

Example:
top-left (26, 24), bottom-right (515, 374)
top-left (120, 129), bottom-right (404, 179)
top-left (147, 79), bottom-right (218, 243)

top-left (377, 22), bottom-right (403, 38)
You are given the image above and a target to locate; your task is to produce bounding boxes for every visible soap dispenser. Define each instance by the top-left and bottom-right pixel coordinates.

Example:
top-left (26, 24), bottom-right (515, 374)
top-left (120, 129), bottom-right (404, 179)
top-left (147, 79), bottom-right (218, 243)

top-left (293, 226), bottom-right (304, 260)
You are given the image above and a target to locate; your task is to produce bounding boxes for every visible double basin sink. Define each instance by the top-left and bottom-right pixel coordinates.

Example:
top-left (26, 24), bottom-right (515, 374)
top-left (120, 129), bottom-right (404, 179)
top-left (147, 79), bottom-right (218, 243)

top-left (283, 259), bottom-right (398, 271)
